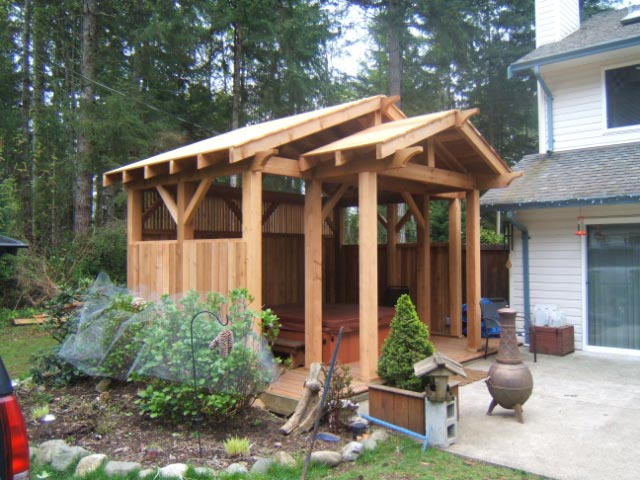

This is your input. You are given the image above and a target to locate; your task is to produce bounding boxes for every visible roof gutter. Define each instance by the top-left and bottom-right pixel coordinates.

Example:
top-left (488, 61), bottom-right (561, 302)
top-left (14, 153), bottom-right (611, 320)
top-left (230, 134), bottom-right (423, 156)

top-left (507, 211), bottom-right (532, 344)
top-left (508, 36), bottom-right (640, 76)
top-left (533, 66), bottom-right (554, 152)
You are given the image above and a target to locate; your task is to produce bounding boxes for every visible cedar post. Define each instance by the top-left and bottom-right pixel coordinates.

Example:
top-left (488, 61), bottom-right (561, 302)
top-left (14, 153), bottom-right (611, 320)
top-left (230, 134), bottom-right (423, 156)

top-left (304, 179), bottom-right (323, 366)
top-left (358, 171), bottom-right (378, 381)
top-left (386, 204), bottom-right (398, 286)
top-left (242, 170), bottom-right (263, 332)
top-left (177, 181), bottom-right (195, 294)
top-left (127, 189), bottom-right (143, 292)
top-left (416, 195), bottom-right (431, 327)
top-left (448, 198), bottom-right (463, 337)
top-left (466, 190), bottom-right (482, 351)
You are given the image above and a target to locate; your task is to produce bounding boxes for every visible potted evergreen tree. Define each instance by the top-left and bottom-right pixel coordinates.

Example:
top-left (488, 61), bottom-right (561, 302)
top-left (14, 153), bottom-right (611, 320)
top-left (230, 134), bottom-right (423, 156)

top-left (368, 294), bottom-right (435, 434)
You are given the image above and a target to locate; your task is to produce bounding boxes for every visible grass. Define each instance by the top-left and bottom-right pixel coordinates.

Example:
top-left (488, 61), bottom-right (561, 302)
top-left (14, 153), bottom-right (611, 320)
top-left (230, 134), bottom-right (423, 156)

top-left (31, 435), bottom-right (546, 480)
top-left (0, 310), bottom-right (56, 379)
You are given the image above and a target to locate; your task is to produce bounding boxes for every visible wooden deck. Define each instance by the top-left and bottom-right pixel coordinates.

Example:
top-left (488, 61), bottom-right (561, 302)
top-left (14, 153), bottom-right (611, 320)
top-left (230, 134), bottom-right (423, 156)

top-left (262, 335), bottom-right (499, 415)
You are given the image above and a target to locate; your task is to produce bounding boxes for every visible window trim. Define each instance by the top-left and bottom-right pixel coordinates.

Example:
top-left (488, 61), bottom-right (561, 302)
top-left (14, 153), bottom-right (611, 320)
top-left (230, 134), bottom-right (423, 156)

top-left (601, 60), bottom-right (640, 132)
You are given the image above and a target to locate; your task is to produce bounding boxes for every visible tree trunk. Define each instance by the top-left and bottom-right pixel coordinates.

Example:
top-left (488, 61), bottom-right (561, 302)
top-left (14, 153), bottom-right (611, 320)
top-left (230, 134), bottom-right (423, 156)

top-left (21, 0), bottom-right (32, 240)
top-left (387, 0), bottom-right (403, 109)
top-left (75, 0), bottom-right (97, 237)
top-left (232, 22), bottom-right (242, 130)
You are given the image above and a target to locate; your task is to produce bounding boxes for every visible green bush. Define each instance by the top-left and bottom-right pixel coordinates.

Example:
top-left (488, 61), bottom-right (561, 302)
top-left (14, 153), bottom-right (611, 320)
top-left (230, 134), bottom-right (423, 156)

top-left (133, 289), bottom-right (278, 421)
top-left (377, 294), bottom-right (435, 392)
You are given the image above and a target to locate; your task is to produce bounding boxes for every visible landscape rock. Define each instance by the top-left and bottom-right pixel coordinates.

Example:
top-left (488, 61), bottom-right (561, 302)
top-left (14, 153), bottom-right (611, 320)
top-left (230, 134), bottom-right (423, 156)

top-left (274, 451), bottom-right (296, 468)
top-left (310, 450), bottom-right (342, 467)
top-left (104, 460), bottom-right (142, 477)
top-left (51, 445), bottom-right (91, 471)
top-left (75, 453), bottom-right (107, 477)
top-left (226, 462), bottom-right (248, 475)
top-left (139, 468), bottom-right (156, 478)
top-left (362, 438), bottom-right (377, 451)
top-left (250, 457), bottom-right (274, 474)
top-left (158, 463), bottom-right (189, 478)
top-left (370, 429), bottom-right (390, 443)
top-left (30, 446), bottom-right (39, 460)
top-left (341, 441), bottom-right (364, 462)
top-left (194, 467), bottom-right (215, 477)
top-left (35, 439), bottom-right (67, 465)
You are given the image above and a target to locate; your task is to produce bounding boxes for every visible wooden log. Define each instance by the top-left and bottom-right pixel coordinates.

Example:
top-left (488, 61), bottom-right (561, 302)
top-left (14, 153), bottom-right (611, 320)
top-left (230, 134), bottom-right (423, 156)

top-left (280, 363), bottom-right (323, 435)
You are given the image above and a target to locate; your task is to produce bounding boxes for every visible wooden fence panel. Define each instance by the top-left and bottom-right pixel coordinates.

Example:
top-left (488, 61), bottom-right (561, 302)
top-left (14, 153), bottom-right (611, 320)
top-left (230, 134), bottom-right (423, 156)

top-left (130, 241), bottom-right (179, 300)
top-left (182, 240), bottom-right (247, 295)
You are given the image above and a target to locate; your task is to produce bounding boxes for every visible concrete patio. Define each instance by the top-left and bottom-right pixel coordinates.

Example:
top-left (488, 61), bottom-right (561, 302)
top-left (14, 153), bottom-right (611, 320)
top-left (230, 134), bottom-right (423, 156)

top-left (448, 348), bottom-right (640, 480)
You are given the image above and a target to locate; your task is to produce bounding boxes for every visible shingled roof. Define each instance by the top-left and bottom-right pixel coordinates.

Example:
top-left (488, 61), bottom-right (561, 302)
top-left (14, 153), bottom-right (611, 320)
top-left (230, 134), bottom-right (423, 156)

top-left (480, 142), bottom-right (640, 210)
top-left (510, 7), bottom-right (640, 74)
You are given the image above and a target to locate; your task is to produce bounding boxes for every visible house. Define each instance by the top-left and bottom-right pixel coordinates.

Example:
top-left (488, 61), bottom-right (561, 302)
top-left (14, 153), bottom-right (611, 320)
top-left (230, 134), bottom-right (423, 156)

top-left (104, 95), bottom-right (518, 380)
top-left (481, 0), bottom-right (640, 354)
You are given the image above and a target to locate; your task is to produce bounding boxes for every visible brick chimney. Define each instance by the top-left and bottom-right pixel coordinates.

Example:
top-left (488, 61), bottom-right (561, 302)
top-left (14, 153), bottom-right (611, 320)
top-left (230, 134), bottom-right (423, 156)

top-left (535, 0), bottom-right (580, 47)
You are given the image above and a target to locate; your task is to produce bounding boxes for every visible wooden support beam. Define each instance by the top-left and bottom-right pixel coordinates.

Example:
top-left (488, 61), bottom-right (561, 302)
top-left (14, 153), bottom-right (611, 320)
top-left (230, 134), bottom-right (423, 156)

top-left (400, 192), bottom-right (426, 231)
top-left (377, 212), bottom-right (388, 229)
top-left (263, 156), bottom-right (303, 178)
top-left (243, 170), bottom-right (263, 331)
top-left (433, 139), bottom-right (467, 172)
top-left (382, 163), bottom-right (476, 190)
top-left (476, 172), bottom-right (524, 190)
top-left (142, 196), bottom-right (163, 222)
top-left (304, 179), bottom-right (323, 366)
top-left (223, 197), bottom-right (243, 222)
top-left (457, 123), bottom-right (508, 175)
top-left (448, 198), bottom-right (463, 337)
top-left (376, 113), bottom-right (457, 159)
top-left (184, 178), bottom-right (212, 225)
top-left (426, 139), bottom-right (435, 167)
top-left (387, 204), bottom-right (398, 286)
top-left (416, 195), bottom-right (431, 327)
top-left (395, 209), bottom-right (413, 233)
top-left (392, 146), bottom-right (423, 168)
top-left (156, 185), bottom-right (178, 224)
top-left (322, 183), bottom-right (349, 221)
top-left (144, 163), bottom-right (168, 180)
top-left (465, 190), bottom-right (482, 351)
top-left (359, 171), bottom-right (379, 381)
top-left (455, 108), bottom-right (479, 127)
top-left (177, 181), bottom-right (196, 294)
top-left (262, 201), bottom-right (280, 226)
top-left (251, 149), bottom-right (278, 172)
top-left (127, 189), bottom-right (143, 291)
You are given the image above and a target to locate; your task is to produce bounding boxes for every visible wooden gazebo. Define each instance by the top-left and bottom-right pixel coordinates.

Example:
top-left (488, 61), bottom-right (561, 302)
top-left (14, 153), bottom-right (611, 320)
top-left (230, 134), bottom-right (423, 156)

top-left (104, 95), bottom-right (519, 381)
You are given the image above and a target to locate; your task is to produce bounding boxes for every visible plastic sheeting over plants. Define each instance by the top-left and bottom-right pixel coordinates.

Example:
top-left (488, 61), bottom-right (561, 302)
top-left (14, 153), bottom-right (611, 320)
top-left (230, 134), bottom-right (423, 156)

top-left (59, 273), bottom-right (280, 397)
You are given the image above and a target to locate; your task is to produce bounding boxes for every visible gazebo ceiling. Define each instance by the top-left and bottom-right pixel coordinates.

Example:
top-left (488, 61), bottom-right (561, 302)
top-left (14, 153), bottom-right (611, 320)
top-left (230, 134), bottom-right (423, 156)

top-left (103, 95), bottom-right (520, 194)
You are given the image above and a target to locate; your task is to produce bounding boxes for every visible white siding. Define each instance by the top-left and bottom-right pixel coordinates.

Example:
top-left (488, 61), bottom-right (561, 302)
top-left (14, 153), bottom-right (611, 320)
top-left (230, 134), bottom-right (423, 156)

top-left (538, 46), bottom-right (640, 152)
top-left (535, 0), bottom-right (580, 47)
top-left (508, 204), bottom-right (640, 351)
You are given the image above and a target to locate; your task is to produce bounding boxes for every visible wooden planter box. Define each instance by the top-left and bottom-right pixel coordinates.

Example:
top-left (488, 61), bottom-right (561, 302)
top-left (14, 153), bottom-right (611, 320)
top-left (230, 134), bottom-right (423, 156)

top-left (368, 384), bottom-right (426, 435)
top-left (530, 325), bottom-right (574, 356)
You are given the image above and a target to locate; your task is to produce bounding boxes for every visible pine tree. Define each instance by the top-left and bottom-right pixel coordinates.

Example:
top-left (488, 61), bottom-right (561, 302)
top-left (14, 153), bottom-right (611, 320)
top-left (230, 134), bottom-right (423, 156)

top-left (378, 294), bottom-right (435, 392)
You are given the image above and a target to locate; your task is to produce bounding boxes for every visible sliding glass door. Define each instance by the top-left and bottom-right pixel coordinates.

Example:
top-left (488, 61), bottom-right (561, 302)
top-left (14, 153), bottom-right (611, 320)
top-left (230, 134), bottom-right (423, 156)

top-left (587, 223), bottom-right (640, 350)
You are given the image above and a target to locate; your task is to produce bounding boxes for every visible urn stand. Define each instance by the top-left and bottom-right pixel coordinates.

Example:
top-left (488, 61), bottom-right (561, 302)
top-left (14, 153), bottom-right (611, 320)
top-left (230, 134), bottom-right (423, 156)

top-left (485, 308), bottom-right (533, 423)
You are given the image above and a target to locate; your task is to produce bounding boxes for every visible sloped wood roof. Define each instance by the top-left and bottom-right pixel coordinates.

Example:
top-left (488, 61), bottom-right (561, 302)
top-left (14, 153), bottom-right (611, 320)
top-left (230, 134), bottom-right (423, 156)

top-left (104, 95), bottom-right (518, 194)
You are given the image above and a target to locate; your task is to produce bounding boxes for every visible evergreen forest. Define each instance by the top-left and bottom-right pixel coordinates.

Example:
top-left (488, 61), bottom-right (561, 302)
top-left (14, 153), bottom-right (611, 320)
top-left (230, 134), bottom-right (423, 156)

top-left (0, 0), bottom-right (616, 308)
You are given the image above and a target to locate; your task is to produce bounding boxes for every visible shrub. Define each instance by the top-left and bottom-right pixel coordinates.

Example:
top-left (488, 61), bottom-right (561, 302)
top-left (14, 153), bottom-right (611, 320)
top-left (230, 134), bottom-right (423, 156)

top-left (133, 289), bottom-right (279, 421)
top-left (324, 364), bottom-right (355, 433)
top-left (377, 294), bottom-right (435, 392)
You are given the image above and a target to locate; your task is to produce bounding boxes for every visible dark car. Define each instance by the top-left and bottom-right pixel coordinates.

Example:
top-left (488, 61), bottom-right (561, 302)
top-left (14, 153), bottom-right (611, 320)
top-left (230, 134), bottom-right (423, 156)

top-left (0, 356), bottom-right (29, 480)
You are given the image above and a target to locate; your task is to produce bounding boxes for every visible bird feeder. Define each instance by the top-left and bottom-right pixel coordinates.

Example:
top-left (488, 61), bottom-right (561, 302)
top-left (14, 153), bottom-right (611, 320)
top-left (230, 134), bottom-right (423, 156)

top-left (414, 352), bottom-right (467, 402)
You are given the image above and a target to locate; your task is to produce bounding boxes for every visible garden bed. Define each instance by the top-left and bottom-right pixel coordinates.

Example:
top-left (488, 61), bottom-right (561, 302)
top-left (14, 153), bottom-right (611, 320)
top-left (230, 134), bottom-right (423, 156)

top-left (17, 378), bottom-right (332, 469)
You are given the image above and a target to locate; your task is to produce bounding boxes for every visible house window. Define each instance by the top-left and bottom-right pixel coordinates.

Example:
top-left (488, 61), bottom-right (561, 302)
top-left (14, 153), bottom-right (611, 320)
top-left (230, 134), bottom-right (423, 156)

top-left (605, 63), bottom-right (640, 129)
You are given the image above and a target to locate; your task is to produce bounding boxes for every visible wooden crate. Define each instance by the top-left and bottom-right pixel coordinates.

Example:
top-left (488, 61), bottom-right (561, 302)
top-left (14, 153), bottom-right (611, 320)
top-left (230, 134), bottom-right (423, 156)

top-left (531, 325), bottom-right (574, 356)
